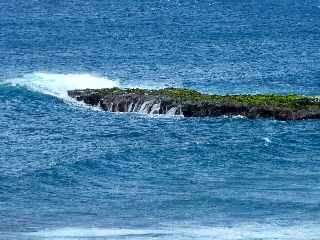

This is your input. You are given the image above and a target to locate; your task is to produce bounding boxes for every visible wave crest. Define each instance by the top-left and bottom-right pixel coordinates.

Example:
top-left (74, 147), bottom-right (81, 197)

top-left (5, 72), bottom-right (119, 99)
top-left (25, 223), bottom-right (320, 240)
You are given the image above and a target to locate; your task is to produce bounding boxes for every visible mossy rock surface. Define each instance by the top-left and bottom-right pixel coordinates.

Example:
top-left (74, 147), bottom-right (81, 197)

top-left (71, 87), bottom-right (319, 109)
top-left (67, 87), bottom-right (320, 120)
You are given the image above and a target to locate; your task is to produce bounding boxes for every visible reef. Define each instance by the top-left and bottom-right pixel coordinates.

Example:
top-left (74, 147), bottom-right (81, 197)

top-left (67, 87), bottom-right (320, 120)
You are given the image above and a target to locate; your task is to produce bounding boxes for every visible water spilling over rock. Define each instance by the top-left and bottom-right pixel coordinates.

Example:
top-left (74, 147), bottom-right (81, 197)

top-left (68, 87), bottom-right (320, 120)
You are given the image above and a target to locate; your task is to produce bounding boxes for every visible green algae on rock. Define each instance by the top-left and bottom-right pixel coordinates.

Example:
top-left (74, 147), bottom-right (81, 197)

top-left (68, 87), bottom-right (320, 120)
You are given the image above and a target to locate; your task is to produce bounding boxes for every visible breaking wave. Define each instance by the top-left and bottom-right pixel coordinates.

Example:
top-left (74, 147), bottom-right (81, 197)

top-left (4, 72), bottom-right (119, 99)
top-left (1, 72), bottom-right (184, 116)
top-left (25, 223), bottom-right (320, 240)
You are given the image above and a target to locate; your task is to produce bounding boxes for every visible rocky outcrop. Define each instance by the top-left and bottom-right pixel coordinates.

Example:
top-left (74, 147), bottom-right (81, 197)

top-left (67, 87), bottom-right (320, 120)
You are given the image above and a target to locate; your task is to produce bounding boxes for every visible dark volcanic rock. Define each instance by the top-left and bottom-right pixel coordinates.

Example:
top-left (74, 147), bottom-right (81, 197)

top-left (67, 87), bottom-right (320, 121)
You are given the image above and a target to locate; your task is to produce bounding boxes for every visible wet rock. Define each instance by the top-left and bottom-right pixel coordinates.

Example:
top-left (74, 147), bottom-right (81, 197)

top-left (68, 87), bottom-right (320, 121)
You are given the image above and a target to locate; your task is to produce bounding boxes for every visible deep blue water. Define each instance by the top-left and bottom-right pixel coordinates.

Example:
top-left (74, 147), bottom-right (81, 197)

top-left (1, 1), bottom-right (320, 239)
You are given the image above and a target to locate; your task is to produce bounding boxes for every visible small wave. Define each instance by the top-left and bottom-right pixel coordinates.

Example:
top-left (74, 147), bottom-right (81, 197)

top-left (26, 228), bottom-right (168, 238)
top-left (5, 72), bottom-right (119, 100)
top-left (263, 137), bottom-right (271, 143)
top-left (230, 115), bottom-right (247, 119)
top-left (221, 115), bottom-right (247, 119)
top-left (25, 223), bottom-right (320, 240)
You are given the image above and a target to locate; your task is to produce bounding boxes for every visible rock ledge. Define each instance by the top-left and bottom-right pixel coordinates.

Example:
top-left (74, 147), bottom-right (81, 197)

top-left (68, 87), bottom-right (320, 120)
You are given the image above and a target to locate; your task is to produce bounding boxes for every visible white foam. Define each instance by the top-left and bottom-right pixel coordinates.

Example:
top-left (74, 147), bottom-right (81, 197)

top-left (25, 223), bottom-right (320, 240)
top-left (173, 225), bottom-right (318, 240)
top-left (231, 115), bottom-right (247, 119)
top-left (166, 106), bottom-right (178, 115)
top-left (263, 137), bottom-right (271, 143)
top-left (6, 72), bottom-right (118, 99)
top-left (150, 102), bottom-right (161, 114)
top-left (26, 227), bottom-right (167, 238)
top-left (139, 100), bottom-right (155, 114)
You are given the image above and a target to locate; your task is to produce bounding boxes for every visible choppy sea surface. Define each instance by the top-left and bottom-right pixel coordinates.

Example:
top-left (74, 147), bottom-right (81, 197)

top-left (1, 1), bottom-right (320, 239)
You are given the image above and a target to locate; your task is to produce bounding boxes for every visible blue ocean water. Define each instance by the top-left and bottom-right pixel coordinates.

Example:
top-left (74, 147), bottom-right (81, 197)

top-left (1, 0), bottom-right (320, 239)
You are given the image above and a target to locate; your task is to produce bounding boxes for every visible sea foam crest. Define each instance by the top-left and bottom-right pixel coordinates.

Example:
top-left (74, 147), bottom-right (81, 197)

top-left (26, 228), bottom-right (167, 238)
top-left (6, 72), bottom-right (118, 99)
top-left (25, 223), bottom-right (320, 240)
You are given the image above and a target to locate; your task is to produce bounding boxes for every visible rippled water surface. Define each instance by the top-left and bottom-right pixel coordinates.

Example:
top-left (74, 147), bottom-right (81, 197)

top-left (1, 0), bottom-right (320, 239)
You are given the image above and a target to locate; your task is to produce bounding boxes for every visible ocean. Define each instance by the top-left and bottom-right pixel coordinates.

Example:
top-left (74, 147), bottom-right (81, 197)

top-left (1, 0), bottom-right (320, 239)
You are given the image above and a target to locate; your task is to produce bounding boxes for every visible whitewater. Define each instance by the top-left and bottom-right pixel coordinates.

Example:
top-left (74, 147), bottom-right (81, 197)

top-left (1, 0), bottom-right (320, 240)
top-left (4, 72), bottom-right (119, 99)
top-left (22, 224), bottom-right (320, 240)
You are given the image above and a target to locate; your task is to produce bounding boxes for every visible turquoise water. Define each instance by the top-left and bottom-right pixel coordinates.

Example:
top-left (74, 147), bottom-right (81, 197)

top-left (1, 1), bottom-right (320, 239)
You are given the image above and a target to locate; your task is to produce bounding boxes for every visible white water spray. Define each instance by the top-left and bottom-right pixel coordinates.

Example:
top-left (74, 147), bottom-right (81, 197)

top-left (6, 72), bottom-right (119, 99)
top-left (166, 106), bottom-right (178, 115)
top-left (25, 223), bottom-right (320, 240)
